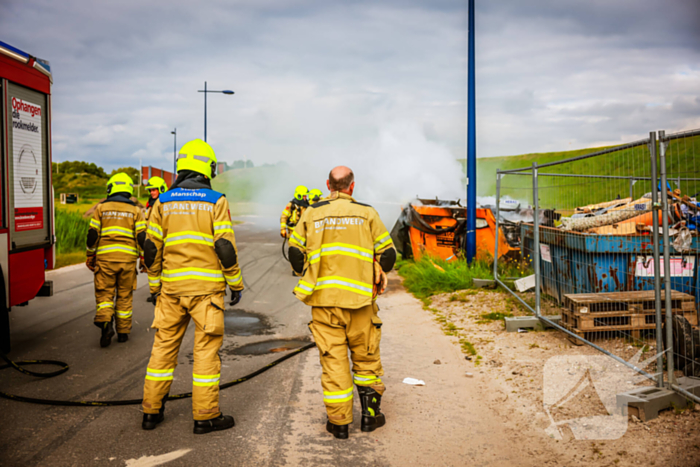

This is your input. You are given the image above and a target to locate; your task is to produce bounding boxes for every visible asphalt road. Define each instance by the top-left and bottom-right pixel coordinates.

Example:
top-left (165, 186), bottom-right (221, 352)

top-left (0, 215), bottom-right (540, 467)
top-left (0, 217), bottom-right (318, 467)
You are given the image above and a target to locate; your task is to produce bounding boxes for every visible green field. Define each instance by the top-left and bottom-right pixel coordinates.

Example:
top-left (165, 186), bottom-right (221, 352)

top-left (465, 134), bottom-right (700, 209)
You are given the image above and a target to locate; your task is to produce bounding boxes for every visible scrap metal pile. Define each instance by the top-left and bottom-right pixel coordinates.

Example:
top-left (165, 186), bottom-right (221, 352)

top-left (558, 185), bottom-right (699, 244)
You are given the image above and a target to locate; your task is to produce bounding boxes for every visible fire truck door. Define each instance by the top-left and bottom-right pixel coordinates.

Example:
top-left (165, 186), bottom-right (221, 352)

top-left (6, 83), bottom-right (50, 251)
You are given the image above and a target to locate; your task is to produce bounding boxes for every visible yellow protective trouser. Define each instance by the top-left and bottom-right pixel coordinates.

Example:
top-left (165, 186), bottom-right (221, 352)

top-left (142, 291), bottom-right (226, 421)
top-left (94, 261), bottom-right (137, 334)
top-left (308, 304), bottom-right (385, 426)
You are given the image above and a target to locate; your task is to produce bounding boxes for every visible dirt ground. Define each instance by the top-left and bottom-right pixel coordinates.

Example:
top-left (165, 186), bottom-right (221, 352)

top-left (425, 287), bottom-right (700, 467)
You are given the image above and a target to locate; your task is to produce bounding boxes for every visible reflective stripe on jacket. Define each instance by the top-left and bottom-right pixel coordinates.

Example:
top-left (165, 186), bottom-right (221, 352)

top-left (88, 198), bottom-right (146, 263)
top-left (146, 187), bottom-right (243, 296)
top-left (290, 192), bottom-right (395, 309)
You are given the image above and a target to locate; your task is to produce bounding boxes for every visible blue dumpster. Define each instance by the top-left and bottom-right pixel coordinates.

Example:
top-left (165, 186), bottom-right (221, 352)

top-left (521, 224), bottom-right (700, 309)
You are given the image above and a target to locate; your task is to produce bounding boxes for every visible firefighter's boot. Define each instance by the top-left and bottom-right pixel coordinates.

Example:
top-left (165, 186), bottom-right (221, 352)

top-left (193, 414), bottom-right (235, 435)
top-left (357, 386), bottom-right (385, 432)
top-left (326, 420), bottom-right (349, 439)
top-left (97, 320), bottom-right (115, 348)
top-left (142, 394), bottom-right (167, 430)
top-left (118, 333), bottom-right (129, 343)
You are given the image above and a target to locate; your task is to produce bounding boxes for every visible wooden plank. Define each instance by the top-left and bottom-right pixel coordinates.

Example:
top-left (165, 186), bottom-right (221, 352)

top-left (571, 324), bottom-right (657, 333)
top-left (564, 309), bottom-right (696, 331)
top-left (563, 290), bottom-right (695, 305)
top-left (562, 308), bottom-right (687, 319)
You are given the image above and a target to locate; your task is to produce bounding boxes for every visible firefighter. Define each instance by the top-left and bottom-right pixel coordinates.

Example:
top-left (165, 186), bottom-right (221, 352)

top-left (141, 138), bottom-right (243, 435)
top-left (86, 172), bottom-right (147, 347)
top-left (280, 185), bottom-right (309, 239)
top-left (288, 166), bottom-right (396, 439)
top-left (308, 188), bottom-right (324, 205)
top-left (142, 176), bottom-right (168, 280)
top-left (144, 176), bottom-right (168, 221)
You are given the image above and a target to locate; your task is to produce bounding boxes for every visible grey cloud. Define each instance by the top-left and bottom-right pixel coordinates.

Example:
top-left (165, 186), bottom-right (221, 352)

top-left (1, 0), bottom-right (698, 177)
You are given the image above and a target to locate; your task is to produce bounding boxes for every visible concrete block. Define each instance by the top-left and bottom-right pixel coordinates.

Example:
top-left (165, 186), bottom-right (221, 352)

top-left (675, 376), bottom-right (700, 398)
top-left (473, 279), bottom-right (495, 288)
top-left (616, 386), bottom-right (689, 422)
top-left (505, 315), bottom-right (561, 332)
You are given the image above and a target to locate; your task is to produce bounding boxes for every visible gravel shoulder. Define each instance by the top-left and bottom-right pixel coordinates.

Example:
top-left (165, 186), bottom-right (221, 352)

top-left (426, 287), bottom-right (700, 467)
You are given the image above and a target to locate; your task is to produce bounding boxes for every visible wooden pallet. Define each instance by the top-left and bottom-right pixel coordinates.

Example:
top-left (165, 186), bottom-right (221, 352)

top-left (561, 290), bottom-right (698, 339)
top-left (563, 290), bottom-right (697, 315)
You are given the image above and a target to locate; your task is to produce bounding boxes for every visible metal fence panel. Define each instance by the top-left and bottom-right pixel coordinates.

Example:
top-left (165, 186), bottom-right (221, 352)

top-left (494, 129), bottom-right (700, 403)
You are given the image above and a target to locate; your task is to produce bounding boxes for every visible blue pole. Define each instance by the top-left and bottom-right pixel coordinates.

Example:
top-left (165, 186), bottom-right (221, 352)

top-left (204, 81), bottom-right (207, 142)
top-left (466, 0), bottom-right (477, 263)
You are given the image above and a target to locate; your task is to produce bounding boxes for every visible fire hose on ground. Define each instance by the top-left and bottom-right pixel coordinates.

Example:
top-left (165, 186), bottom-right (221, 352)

top-left (0, 343), bottom-right (315, 407)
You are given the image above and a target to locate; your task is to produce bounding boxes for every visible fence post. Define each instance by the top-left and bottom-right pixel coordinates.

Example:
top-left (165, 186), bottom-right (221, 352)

top-left (493, 171), bottom-right (502, 280)
top-left (649, 132), bottom-right (664, 388)
top-left (532, 163), bottom-right (541, 316)
top-left (629, 178), bottom-right (636, 200)
top-left (658, 130), bottom-right (677, 385)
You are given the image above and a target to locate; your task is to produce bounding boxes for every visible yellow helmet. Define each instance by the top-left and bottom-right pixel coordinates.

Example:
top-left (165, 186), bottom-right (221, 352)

top-left (107, 172), bottom-right (134, 196)
top-left (145, 176), bottom-right (168, 194)
top-left (308, 188), bottom-right (323, 204)
top-left (176, 139), bottom-right (217, 178)
top-left (294, 185), bottom-right (309, 201)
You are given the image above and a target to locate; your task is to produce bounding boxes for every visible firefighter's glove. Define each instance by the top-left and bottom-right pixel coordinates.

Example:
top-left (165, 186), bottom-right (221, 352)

top-left (372, 260), bottom-right (388, 299)
top-left (150, 292), bottom-right (160, 306)
top-left (230, 290), bottom-right (242, 306)
top-left (86, 256), bottom-right (96, 272)
top-left (280, 229), bottom-right (287, 239)
top-left (138, 258), bottom-right (147, 274)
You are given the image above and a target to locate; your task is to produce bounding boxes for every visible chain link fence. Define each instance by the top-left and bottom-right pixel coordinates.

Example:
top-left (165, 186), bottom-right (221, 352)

top-left (493, 129), bottom-right (700, 403)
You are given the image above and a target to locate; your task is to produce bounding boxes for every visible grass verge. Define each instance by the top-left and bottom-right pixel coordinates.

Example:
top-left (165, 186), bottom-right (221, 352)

top-left (55, 251), bottom-right (86, 269)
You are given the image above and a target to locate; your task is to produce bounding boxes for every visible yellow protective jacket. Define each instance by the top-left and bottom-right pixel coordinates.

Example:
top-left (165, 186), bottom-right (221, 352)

top-left (145, 186), bottom-right (243, 296)
top-left (144, 196), bottom-right (159, 222)
top-left (87, 194), bottom-right (147, 263)
top-left (280, 200), bottom-right (307, 231)
top-left (289, 192), bottom-right (395, 309)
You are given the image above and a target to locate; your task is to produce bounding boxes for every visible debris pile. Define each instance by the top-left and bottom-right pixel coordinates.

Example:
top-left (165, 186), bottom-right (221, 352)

top-left (557, 185), bottom-right (699, 237)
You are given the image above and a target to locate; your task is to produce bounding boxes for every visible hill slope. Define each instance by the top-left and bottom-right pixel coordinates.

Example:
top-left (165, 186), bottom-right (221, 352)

top-left (467, 135), bottom-right (700, 209)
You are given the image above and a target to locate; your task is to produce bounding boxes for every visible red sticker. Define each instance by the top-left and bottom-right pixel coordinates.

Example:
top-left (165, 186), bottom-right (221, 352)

top-left (15, 207), bottom-right (44, 231)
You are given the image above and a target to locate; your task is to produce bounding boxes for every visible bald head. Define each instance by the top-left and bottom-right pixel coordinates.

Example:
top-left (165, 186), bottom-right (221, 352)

top-left (328, 166), bottom-right (355, 195)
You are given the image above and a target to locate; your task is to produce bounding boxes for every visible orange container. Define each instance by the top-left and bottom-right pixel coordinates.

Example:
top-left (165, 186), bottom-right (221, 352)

top-left (408, 205), bottom-right (515, 262)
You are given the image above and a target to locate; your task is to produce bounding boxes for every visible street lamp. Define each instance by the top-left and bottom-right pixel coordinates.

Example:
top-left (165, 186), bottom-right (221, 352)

top-left (171, 128), bottom-right (177, 175)
top-left (197, 81), bottom-right (234, 142)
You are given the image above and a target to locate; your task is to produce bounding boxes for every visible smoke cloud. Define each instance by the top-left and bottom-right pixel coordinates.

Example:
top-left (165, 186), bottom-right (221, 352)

top-left (216, 121), bottom-right (466, 228)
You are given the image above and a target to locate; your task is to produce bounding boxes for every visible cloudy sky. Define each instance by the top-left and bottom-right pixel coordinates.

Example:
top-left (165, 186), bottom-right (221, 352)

top-left (2, 0), bottom-right (699, 175)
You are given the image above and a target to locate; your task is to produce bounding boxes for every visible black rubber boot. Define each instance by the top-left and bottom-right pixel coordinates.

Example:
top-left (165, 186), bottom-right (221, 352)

top-left (326, 420), bottom-right (349, 439)
top-left (193, 414), bottom-right (235, 435)
top-left (146, 295), bottom-right (154, 303)
top-left (357, 386), bottom-right (386, 432)
top-left (117, 333), bottom-right (129, 343)
top-left (142, 396), bottom-right (167, 430)
top-left (97, 321), bottom-right (114, 348)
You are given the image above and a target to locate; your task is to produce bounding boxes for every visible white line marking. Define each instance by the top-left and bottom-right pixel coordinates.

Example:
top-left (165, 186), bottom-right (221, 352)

top-left (124, 449), bottom-right (192, 467)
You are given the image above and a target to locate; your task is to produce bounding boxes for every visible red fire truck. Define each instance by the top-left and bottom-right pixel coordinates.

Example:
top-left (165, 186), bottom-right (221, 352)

top-left (0, 41), bottom-right (55, 353)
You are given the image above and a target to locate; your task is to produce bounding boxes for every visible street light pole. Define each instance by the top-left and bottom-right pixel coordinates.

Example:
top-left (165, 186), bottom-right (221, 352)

top-left (198, 82), bottom-right (234, 142)
top-left (171, 128), bottom-right (177, 176)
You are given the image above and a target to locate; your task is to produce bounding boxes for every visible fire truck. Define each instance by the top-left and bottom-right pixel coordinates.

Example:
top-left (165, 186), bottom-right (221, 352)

top-left (0, 41), bottom-right (55, 353)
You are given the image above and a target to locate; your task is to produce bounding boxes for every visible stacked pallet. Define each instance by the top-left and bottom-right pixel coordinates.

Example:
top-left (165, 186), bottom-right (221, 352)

top-left (561, 290), bottom-right (698, 339)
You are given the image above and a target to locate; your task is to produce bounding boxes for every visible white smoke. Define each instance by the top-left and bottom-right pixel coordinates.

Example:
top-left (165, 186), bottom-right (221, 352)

top-left (218, 121), bottom-right (466, 229)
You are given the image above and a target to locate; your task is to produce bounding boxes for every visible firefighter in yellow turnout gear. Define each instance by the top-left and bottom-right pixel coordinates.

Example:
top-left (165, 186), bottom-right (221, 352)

top-left (288, 166), bottom-right (396, 439)
top-left (280, 185), bottom-right (309, 238)
top-left (144, 176), bottom-right (168, 221)
top-left (86, 173), bottom-right (146, 347)
top-left (142, 176), bottom-right (168, 279)
top-left (141, 139), bottom-right (243, 435)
